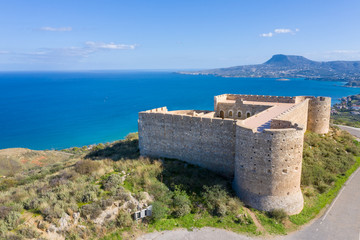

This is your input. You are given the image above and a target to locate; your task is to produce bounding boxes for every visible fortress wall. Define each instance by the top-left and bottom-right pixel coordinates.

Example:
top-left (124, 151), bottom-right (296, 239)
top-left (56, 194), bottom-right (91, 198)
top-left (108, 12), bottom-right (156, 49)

top-left (271, 99), bottom-right (309, 130)
top-left (145, 107), bottom-right (168, 113)
top-left (225, 94), bottom-right (296, 103)
top-left (307, 97), bottom-right (331, 134)
top-left (216, 102), bottom-right (271, 119)
top-left (139, 111), bottom-right (236, 177)
top-left (233, 125), bottom-right (304, 214)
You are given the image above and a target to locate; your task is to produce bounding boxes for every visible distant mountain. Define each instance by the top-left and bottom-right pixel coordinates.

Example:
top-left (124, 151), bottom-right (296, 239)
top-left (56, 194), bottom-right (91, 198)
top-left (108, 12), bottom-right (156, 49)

top-left (179, 54), bottom-right (360, 84)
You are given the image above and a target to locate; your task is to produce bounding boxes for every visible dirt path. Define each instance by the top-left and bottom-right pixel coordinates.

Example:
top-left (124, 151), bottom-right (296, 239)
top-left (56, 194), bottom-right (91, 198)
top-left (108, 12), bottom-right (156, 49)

top-left (244, 207), bottom-right (266, 233)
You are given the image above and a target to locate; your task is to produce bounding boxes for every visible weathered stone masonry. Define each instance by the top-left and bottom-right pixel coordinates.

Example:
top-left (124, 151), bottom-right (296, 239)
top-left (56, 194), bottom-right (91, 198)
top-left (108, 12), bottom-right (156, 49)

top-left (138, 94), bottom-right (331, 215)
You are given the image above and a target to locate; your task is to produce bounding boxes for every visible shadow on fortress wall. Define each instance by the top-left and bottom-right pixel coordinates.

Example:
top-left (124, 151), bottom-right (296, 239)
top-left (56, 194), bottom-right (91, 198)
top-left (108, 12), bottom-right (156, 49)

top-left (85, 139), bottom-right (140, 161)
top-left (159, 158), bottom-right (232, 195)
top-left (86, 139), bottom-right (234, 197)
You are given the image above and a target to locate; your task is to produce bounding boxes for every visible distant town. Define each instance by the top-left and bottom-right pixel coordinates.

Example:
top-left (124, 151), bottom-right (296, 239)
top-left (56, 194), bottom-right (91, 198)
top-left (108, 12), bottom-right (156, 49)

top-left (180, 54), bottom-right (360, 87)
top-left (332, 94), bottom-right (360, 127)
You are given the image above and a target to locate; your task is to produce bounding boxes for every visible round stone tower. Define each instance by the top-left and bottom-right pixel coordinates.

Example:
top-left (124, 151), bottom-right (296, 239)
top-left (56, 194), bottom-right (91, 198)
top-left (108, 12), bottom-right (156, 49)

top-left (307, 97), bottom-right (331, 134)
top-left (233, 125), bottom-right (304, 215)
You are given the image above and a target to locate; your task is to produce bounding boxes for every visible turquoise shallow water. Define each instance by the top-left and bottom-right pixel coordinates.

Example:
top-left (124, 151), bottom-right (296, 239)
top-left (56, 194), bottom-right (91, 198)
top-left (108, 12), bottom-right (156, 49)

top-left (0, 71), bottom-right (359, 150)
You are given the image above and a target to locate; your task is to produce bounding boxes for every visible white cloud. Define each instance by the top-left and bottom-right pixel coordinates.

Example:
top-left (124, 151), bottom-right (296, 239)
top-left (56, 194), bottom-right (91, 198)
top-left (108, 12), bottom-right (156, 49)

top-left (260, 32), bottom-right (273, 37)
top-left (274, 28), bottom-right (292, 34)
top-left (40, 26), bottom-right (72, 32)
top-left (12, 41), bottom-right (137, 63)
top-left (260, 28), bottom-right (299, 37)
top-left (85, 41), bottom-right (136, 50)
top-left (330, 50), bottom-right (360, 54)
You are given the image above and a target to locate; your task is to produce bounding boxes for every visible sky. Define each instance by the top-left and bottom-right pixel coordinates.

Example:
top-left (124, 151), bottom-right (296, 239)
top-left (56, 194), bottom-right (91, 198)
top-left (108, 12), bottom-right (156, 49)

top-left (0, 0), bottom-right (360, 71)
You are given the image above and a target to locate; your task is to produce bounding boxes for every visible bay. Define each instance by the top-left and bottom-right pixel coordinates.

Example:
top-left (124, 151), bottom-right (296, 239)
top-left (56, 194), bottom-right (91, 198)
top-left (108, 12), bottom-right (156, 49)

top-left (0, 71), bottom-right (358, 150)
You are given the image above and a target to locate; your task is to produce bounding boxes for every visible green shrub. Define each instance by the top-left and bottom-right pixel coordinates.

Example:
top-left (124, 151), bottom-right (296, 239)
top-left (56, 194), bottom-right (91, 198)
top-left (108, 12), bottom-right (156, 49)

top-left (0, 206), bottom-right (12, 220)
top-left (151, 201), bottom-right (169, 221)
top-left (17, 226), bottom-right (40, 238)
top-left (103, 174), bottom-right (124, 191)
top-left (81, 185), bottom-right (99, 203)
top-left (4, 233), bottom-right (23, 240)
top-left (75, 160), bottom-right (101, 175)
top-left (227, 197), bottom-right (243, 215)
top-left (94, 143), bottom-right (105, 151)
top-left (49, 171), bottom-right (74, 187)
top-left (113, 187), bottom-right (131, 202)
top-left (116, 210), bottom-right (133, 228)
top-left (3, 211), bottom-right (21, 230)
top-left (267, 209), bottom-right (287, 222)
top-left (172, 187), bottom-right (191, 218)
top-left (0, 220), bottom-right (7, 236)
top-left (100, 198), bottom-right (114, 210)
top-left (202, 185), bottom-right (229, 216)
top-left (148, 182), bottom-right (173, 204)
top-left (81, 203), bottom-right (102, 219)
top-left (40, 204), bottom-right (64, 221)
top-left (125, 133), bottom-right (138, 141)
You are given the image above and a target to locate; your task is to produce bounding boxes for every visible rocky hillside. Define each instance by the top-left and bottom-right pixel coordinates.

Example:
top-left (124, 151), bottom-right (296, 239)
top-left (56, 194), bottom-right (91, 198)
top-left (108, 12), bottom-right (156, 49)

top-left (0, 148), bottom-right (72, 176)
top-left (180, 54), bottom-right (360, 82)
top-left (0, 129), bottom-right (359, 239)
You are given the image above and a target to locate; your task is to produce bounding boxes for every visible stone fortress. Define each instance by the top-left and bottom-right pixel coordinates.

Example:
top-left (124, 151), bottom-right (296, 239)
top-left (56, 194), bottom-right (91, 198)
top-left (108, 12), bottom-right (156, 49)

top-left (138, 94), bottom-right (331, 215)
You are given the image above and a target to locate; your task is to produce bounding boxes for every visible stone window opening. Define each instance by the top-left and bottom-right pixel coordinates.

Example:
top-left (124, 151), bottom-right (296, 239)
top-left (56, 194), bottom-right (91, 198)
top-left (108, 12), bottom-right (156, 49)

top-left (220, 110), bottom-right (224, 119)
top-left (228, 111), bottom-right (233, 117)
top-left (246, 112), bottom-right (251, 118)
top-left (282, 169), bottom-right (288, 174)
top-left (238, 111), bottom-right (242, 118)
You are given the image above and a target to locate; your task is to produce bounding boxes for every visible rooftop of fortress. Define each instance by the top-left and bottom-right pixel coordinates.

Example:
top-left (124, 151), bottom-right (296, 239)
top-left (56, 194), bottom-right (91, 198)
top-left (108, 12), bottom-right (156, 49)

top-left (140, 94), bottom-right (331, 133)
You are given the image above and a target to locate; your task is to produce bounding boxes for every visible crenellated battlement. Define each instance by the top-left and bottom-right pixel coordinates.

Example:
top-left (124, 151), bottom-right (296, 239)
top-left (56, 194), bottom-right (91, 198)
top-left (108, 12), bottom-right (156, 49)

top-left (138, 93), bottom-right (331, 215)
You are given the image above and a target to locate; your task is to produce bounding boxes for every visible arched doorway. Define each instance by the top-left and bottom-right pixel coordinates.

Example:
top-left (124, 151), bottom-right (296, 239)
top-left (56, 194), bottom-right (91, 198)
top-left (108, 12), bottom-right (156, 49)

top-left (220, 110), bottom-right (225, 119)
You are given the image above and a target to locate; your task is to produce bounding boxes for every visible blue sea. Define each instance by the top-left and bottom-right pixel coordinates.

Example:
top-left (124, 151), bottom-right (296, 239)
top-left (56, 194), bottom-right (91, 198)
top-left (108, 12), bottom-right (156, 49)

top-left (0, 71), bottom-right (359, 150)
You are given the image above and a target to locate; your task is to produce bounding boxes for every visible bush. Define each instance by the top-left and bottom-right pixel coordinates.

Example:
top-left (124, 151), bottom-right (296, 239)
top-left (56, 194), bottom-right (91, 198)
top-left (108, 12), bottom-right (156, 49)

top-left (75, 160), bottom-right (101, 175)
top-left (267, 209), bottom-right (287, 222)
top-left (3, 211), bottom-right (21, 230)
top-left (81, 185), bottom-right (99, 203)
top-left (17, 226), bottom-right (40, 238)
top-left (40, 204), bottom-right (64, 221)
top-left (0, 206), bottom-right (12, 220)
top-left (4, 233), bottom-right (23, 240)
top-left (100, 198), bottom-right (114, 210)
top-left (151, 201), bottom-right (169, 221)
top-left (81, 203), bottom-right (102, 220)
top-left (113, 187), bottom-right (131, 202)
top-left (23, 198), bottom-right (41, 210)
top-left (125, 133), bottom-right (138, 141)
top-left (116, 210), bottom-right (133, 228)
top-left (172, 187), bottom-right (191, 218)
top-left (202, 185), bottom-right (229, 217)
top-left (103, 174), bottom-right (124, 191)
top-left (0, 220), bottom-right (7, 236)
top-left (148, 182), bottom-right (173, 204)
top-left (93, 143), bottom-right (105, 151)
top-left (49, 171), bottom-right (74, 187)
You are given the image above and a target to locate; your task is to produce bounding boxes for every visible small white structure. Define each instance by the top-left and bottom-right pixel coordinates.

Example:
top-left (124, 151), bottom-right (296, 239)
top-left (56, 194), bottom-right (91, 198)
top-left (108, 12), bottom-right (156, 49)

top-left (133, 205), bottom-right (152, 220)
